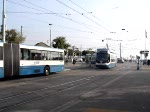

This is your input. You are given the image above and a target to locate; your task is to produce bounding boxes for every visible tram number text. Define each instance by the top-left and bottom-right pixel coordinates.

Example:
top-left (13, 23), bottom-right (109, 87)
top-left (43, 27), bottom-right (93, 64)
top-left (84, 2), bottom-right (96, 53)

top-left (34, 61), bottom-right (39, 65)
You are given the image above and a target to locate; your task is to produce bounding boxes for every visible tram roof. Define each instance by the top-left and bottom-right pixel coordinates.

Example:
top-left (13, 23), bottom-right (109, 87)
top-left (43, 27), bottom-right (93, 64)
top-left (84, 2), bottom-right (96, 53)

top-left (0, 42), bottom-right (64, 52)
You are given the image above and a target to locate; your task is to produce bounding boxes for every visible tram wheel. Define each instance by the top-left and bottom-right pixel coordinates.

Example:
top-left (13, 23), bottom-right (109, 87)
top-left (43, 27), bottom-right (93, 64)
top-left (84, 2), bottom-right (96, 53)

top-left (44, 66), bottom-right (50, 76)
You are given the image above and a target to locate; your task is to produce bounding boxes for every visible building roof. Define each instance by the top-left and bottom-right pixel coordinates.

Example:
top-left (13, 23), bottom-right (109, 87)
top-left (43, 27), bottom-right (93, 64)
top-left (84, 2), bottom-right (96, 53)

top-left (35, 42), bottom-right (49, 47)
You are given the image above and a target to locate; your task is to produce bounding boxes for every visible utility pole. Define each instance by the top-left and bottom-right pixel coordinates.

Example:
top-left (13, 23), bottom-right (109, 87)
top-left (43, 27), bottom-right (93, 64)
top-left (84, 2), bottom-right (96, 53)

top-left (80, 45), bottom-right (82, 58)
top-left (72, 46), bottom-right (75, 59)
top-left (2, 0), bottom-right (6, 43)
top-left (21, 26), bottom-right (23, 37)
top-left (120, 43), bottom-right (121, 59)
top-left (145, 29), bottom-right (147, 60)
top-left (49, 24), bottom-right (52, 47)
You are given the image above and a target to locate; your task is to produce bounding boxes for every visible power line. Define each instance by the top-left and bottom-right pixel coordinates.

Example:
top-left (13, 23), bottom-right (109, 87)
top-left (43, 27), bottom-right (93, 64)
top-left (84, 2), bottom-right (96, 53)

top-left (6, 0), bottom-right (47, 13)
top-left (6, 0), bottom-right (107, 42)
top-left (22, 0), bottom-right (102, 31)
top-left (6, 11), bottom-right (71, 15)
top-left (8, 12), bottom-right (103, 36)
top-left (55, 0), bottom-right (110, 32)
top-left (8, 12), bottom-right (105, 40)
top-left (68, 0), bottom-right (111, 28)
top-left (6, 0), bottom-right (100, 31)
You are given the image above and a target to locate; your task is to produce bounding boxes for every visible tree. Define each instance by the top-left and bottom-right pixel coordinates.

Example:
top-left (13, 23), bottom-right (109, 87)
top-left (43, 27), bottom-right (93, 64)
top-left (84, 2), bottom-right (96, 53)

top-left (0, 29), bottom-right (26, 43)
top-left (82, 50), bottom-right (95, 56)
top-left (53, 36), bottom-right (71, 52)
top-left (74, 49), bottom-right (81, 56)
top-left (68, 49), bottom-right (73, 56)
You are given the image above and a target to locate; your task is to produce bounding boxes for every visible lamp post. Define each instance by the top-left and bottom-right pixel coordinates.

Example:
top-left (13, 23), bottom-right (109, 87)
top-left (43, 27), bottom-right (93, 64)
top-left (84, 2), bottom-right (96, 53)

top-left (21, 26), bottom-right (23, 37)
top-left (2, 0), bottom-right (6, 43)
top-left (49, 24), bottom-right (52, 47)
top-left (110, 29), bottom-right (127, 59)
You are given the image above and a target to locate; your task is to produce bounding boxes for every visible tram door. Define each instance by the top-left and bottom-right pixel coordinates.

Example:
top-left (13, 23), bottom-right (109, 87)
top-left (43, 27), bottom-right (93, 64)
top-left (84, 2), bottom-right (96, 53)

top-left (4, 43), bottom-right (20, 77)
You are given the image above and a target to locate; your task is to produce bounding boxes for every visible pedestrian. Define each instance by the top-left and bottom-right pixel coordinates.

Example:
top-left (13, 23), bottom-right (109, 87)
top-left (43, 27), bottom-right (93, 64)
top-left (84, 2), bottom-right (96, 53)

top-left (72, 58), bottom-right (76, 65)
top-left (65, 58), bottom-right (68, 64)
top-left (147, 60), bottom-right (150, 66)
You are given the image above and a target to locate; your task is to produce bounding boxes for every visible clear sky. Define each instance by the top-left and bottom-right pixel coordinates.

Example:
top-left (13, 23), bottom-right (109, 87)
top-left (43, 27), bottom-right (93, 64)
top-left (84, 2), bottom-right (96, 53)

top-left (0, 0), bottom-right (150, 58)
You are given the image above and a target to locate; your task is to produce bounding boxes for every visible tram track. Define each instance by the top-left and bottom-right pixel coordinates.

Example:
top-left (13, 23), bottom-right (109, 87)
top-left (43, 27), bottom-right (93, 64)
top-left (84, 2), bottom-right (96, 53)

top-left (0, 63), bottom-right (127, 89)
top-left (0, 69), bottom-right (126, 112)
top-left (0, 65), bottom-right (127, 100)
top-left (0, 69), bottom-right (94, 90)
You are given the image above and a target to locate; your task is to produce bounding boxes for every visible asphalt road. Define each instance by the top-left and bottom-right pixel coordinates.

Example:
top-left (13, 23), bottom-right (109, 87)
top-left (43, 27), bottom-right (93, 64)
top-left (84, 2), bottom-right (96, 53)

top-left (0, 62), bottom-right (150, 112)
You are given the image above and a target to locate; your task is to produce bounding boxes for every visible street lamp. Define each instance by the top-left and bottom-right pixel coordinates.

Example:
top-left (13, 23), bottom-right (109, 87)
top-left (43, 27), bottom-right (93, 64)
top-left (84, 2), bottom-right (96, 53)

top-left (49, 24), bottom-right (52, 47)
top-left (2, 0), bottom-right (6, 43)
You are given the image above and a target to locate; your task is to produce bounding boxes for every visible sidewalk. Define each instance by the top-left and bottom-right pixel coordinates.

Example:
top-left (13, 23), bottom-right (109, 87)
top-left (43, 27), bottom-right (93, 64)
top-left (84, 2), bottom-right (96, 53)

top-left (140, 64), bottom-right (150, 71)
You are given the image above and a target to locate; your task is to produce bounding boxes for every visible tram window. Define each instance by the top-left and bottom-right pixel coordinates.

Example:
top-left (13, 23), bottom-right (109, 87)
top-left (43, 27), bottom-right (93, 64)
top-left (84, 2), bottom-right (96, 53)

top-left (21, 49), bottom-right (30, 60)
top-left (41, 51), bottom-right (48, 60)
top-left (108, 54), bottom-right (110, 61)
top-left (31, 50), bottom-right (41, 60)
top-left (0, 47), bottom-right (3, 60)
top-left (51, 52), bottom-right (59, 60)
top-left (59, 52), bottom-right (64, 60)
top-left (47, 52), bottom-right (51, 60)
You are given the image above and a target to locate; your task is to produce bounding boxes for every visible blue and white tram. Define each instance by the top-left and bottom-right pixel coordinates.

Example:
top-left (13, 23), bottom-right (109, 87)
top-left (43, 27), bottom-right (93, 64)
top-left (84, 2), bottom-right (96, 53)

top-left (0, 42), bottom-right (64, 78)
top-left (96, 48), bottom-right (117, 68)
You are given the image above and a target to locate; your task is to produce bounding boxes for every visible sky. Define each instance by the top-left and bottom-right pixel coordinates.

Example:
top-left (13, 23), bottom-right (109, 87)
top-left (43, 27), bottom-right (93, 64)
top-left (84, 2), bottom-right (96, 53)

top-left (0, 0), bottom-right (150, 58)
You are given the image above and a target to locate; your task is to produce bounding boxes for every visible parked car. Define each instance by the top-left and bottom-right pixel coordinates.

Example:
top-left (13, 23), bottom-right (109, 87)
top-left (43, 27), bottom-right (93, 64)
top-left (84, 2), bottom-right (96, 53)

top-left (143, 60), bottom-right (147, 65)
top-left (117, 58), bottom-right (124, 63)
top-left (76, 58), bottom-right (83, 62)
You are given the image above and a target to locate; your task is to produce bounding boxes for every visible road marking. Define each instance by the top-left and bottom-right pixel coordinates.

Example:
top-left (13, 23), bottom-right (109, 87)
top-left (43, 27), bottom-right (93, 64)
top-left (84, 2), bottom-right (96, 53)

top-left (101, 74), bottom-right (125, 88)
top-left (49, 100), bottom-right (80, 112)
top-left (64, 69), bottom-right (71, 71)
top-left (81, 71), bottom-right (130, 99)
top-left (85, 108), bottom-right (128, 112)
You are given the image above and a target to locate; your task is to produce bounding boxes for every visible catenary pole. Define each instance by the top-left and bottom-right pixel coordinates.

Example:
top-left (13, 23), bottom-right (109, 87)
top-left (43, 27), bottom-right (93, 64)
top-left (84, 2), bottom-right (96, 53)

top-left (2, 0), bottom-right (6, 43)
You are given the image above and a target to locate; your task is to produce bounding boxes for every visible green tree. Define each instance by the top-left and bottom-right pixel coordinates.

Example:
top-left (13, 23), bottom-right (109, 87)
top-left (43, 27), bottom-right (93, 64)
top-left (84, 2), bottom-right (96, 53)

top-left (82, 50), bottom-right (95, 56)
top-left (0, 29), bottom-right (26, 43)
top-left (53, 36), bottom-right (70, 49)
top-left (68, 49), bottom-right (73, 56)
top-left (74, 49), bottom-right (81, 56)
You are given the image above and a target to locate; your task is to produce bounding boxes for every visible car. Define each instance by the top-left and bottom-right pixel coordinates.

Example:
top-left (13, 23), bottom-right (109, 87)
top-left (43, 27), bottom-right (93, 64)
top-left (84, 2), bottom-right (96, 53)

top-left (76, 58), bottom-right (83, 62)
top-left (143, 60), bottom-right (147, 65)
top-left (117, 58), bottom-right (124, 63)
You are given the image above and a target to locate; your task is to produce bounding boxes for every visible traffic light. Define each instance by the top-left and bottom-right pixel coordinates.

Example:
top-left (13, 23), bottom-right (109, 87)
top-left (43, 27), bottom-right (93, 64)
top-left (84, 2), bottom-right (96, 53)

top-left (73, 51), bottom-right (76, 56)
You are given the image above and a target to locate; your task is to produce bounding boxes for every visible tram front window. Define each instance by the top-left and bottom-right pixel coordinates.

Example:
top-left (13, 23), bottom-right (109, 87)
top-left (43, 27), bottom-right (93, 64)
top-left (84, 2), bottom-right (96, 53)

top-left (96, 53), bottom-right (110, 63)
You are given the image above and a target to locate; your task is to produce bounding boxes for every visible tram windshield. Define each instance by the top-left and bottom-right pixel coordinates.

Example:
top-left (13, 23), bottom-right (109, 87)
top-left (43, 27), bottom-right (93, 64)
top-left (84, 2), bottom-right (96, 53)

top-left (96, 53), bottom-right (110, 61)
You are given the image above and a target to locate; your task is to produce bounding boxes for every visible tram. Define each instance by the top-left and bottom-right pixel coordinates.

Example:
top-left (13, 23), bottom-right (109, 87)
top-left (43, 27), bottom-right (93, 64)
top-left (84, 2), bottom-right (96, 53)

top-left (0, 42), bottom-right (64, 78)
top-left (96, 48), bottom-right (117, 68)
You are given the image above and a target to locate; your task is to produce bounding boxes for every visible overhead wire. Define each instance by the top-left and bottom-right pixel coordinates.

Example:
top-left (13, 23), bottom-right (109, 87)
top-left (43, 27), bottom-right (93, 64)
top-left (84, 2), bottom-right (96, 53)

top-left (7, 12), bottom-right (105, 40)
top-left (22, 0), bottom-right (103, 31)
top-left (55, 0), bottom-right (110, 32)
top-left (6, 11), bottom-right (71, 15)
top-left (7, 12), bottom-right (102, 36)
top-left (6, 0), bottom-right (100, 31)
top-left (68, 0), bottom-right (111, 29)
top-left (7, 0), bottom-right (129, 49)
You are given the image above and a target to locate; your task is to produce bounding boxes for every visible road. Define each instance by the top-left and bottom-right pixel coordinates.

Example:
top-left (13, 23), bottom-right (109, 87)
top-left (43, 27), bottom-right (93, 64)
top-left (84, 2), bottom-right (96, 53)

top-left (0, 62), bottom-right (150, 112)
